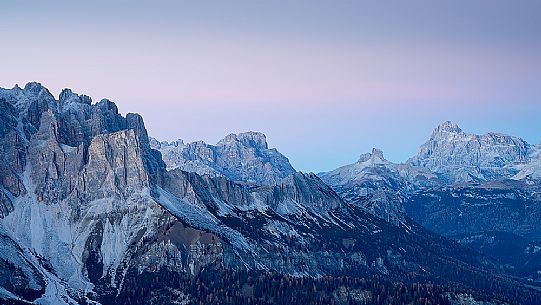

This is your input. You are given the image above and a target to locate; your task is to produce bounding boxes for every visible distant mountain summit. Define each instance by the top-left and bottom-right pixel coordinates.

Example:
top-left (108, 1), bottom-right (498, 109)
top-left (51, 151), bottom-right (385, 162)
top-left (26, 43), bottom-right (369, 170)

top-left (150, 131), bottom-right (296, 185)
top-left (408, 121), bottom-right (530, 183)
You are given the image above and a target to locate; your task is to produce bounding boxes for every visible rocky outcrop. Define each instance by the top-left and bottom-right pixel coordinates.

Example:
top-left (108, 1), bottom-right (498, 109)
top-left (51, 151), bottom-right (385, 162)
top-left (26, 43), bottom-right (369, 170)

top-left (0, 233), bottom-right (46, 301)
top-left (151, 131), bottom-right (295, 185)
top-left (2, 83), bottom-right (353, 303)
top-left (0, 192), bottom-right (13, 218)
top-left (27, 109), bottom-right (85, 204)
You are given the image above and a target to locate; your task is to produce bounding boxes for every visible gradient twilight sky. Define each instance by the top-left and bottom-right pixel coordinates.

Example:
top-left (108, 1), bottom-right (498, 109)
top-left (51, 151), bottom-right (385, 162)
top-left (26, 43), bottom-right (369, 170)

top-left (1, 1), bottom-right (540, 172)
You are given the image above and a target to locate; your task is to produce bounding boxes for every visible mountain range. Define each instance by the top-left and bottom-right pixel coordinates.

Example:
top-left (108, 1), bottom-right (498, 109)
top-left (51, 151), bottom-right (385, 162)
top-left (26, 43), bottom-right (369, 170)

top-left (320, 120), bottom-right (541, 282)
top-left (1, 83), bottom-right (540, 304)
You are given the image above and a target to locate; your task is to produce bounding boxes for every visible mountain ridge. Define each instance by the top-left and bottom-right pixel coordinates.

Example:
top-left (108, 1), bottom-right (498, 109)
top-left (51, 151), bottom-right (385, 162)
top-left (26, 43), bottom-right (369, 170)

top-left (150, 131), bottom-right (296, 186)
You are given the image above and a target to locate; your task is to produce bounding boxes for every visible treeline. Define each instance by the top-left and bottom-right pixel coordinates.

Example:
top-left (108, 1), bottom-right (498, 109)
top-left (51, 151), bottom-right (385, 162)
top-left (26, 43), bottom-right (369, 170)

top-left (108, 268), bottom-right (539, 305)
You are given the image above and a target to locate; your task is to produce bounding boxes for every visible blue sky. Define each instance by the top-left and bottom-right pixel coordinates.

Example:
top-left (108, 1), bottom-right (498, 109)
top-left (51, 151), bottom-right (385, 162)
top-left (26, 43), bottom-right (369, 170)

top-left (1, 1), bottom-right (540, 172)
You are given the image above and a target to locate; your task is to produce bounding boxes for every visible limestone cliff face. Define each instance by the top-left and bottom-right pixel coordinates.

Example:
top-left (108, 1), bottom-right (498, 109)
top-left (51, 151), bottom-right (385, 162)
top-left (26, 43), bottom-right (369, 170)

top-left (83, 130), bottom-right (149, 200)
top-left (28, 109), bottom-right (85, 204)
top-left (0, 97), bottom-right (27, 217)
top-left (151, 131), bottom-right (296, 185)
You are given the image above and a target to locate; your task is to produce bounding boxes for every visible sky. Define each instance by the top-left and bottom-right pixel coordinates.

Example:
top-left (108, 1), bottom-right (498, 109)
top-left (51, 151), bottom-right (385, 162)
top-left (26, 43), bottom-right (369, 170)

top-left (1, 0), bottom-right (540, 173)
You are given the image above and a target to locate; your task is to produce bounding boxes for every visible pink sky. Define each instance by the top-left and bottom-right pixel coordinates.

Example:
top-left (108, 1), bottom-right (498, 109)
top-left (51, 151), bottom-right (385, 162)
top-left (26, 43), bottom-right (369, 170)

top-left (1, 1), bottom-right (540, 171)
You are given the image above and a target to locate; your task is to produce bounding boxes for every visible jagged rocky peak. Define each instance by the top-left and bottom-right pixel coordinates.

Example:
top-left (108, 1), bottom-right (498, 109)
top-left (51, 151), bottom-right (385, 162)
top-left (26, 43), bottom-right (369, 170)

top-left (408, 121), bottom-right (530, 183)
top-left (433, 120), bottom-right (463, 135)
top-left (149, 137), bottom-right (184, 149)
top-left (59, 88), bottom-right (75, 102)
top-left (149, 136), bottom-right (161, 147)
top-left (16, 82), bottom-right (56, 111)
top-left (58, 88), bottom-right (92, 110)
top-left (218, 131), bottom-right (269, 149)
top-left (358, 148), bottom-right (386, 164)
top-left (23, 81), bottom-right (50, 96)
top-left (0, 82), bottom-right (165, 207)
top-left (0, 82), bottom-right (57, 128)
top-left (151, 131), bottom-right (295, 185)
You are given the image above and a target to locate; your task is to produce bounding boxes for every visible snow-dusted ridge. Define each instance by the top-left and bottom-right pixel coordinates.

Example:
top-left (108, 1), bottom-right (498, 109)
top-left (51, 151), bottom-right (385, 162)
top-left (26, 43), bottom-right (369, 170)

top-left (150, 132), bottom-right (296, 186)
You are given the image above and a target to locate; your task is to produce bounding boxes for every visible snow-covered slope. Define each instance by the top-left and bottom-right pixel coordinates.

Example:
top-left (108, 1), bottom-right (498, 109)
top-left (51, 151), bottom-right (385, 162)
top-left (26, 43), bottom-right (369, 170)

top-left (150, 132), bottom-right (296, 186)
top-left (513, 144), bottom-right (541, 181)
